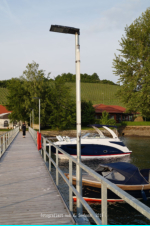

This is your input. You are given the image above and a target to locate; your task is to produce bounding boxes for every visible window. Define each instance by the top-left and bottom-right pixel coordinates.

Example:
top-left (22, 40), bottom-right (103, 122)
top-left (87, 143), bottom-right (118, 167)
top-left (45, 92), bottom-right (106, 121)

top-left (109, 115), bottom-right (114, 119)
top-left (103, 170), bottom-right (125, 181)
top-left (4, 120), bottom-right (8, 127)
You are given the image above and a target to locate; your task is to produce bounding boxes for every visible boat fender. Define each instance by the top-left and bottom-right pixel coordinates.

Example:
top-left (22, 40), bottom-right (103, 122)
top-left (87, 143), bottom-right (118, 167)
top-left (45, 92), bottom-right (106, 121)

top-left (141, 185), bottom-right (147, 202)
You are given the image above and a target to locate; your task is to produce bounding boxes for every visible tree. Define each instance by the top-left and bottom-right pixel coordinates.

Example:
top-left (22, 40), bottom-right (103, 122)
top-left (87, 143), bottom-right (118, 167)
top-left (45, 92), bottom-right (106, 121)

top-left (47, 81), bottom-right (76, 129)
top-left (7, 78), bottom-right (28, 122)
top-left (113, 8), bottom-right (150, 117)
top-left (81, 100), bottom-right (95, 126)
top-left (7, 62), bottom-right (52, 125)
top-left (99, 111), bottom-right (116, 126)
top-left (91, 73), bottom-right (100, 81)
top-left (0, 80), bottom-right (11, 88)
top-left (20, 61), bottom-right (52, 125)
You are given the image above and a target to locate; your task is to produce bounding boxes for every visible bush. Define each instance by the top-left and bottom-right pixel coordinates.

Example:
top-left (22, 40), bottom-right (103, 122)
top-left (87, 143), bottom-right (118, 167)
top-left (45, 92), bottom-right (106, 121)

top-left (99, 111), bottom-right (116, 126)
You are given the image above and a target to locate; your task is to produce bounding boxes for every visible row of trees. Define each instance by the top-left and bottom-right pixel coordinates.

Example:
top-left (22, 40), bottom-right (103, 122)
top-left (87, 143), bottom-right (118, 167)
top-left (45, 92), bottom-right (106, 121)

top-left (0, 73), bottom-right (116, 88)
top-left (55, 73), bottom-right (116, 85)
top-left (7, 62), bottom-right (95, 129)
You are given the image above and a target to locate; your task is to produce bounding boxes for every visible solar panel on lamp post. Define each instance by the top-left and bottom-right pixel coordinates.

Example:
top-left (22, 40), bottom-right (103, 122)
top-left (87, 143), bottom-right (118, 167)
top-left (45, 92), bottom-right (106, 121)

top-left (33, 97), bottom-right (40, 133)
top-left (50, 25), bottom-right (82, 216)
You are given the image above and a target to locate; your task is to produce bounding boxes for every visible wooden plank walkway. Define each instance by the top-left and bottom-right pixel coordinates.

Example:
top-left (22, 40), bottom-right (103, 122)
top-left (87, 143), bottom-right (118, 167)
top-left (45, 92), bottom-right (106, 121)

top-left (0, 132), bottom-right (74, 225)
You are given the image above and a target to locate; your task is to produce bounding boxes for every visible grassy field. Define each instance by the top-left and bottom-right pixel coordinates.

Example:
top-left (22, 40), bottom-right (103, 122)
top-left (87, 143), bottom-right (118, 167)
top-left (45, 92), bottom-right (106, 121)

top-left (66, 82), bottom-right (124, 106)
top-left (0, 88), bottom-right (9, 105)
top-left (0, 83), bottom-right (124, 106)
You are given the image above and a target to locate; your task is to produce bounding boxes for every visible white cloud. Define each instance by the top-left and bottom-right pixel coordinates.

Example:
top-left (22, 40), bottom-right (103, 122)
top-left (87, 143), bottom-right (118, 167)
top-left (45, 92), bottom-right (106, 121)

top-left (86, 0), bottom-right (144, 33)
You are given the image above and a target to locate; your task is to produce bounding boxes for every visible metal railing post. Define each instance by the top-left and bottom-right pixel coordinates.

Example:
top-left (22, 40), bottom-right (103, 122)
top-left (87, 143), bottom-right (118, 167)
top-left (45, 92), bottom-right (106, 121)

top-left (43, 139), bottom-right (46, 162)
top-left (8, 132), bottom-right (10, 146)
top-left (49, 144), bottom-right (51, 172)
top-left (101, 182), bottom-right (108, 225)
top-left (41, 137), bottom-right (43, 156)
top-left (10, 131), bottom-right (12, 143)
top-left (7, 133), bottom-right (8, 147)
top-left (12, 131), bottom-right (14, 141)
top-left (69, 159), bottom-right (73, 213)
top-left (35, 131), bottom-right (37, 143)
top-left (11, 131), bottom-right (13, 142)
top-left (56, 148), bottom-right (59, 186)
top-left (5, 134), bottom-right (7, 149)
top-left (3, 135), bottom-right (5, 153)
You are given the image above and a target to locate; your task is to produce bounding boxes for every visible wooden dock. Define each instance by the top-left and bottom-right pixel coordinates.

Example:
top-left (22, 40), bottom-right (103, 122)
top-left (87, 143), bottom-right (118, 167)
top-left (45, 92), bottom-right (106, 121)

top-left (0, 132), bottom-right (75, 225)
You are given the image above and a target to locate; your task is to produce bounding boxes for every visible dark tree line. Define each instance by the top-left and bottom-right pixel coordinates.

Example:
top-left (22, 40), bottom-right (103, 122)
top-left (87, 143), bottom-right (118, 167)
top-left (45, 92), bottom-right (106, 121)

top-left (55, 72), bottom-right (116, 85)
top-left (0, 73), bottom-right (116, 88)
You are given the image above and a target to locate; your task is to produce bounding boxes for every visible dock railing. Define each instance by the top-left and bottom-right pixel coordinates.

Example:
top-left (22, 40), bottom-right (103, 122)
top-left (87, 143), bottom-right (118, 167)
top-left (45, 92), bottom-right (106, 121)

top-left (0, 127), bottom-right (19, 158)
top-left (29, 127), bottom-right (150, 225)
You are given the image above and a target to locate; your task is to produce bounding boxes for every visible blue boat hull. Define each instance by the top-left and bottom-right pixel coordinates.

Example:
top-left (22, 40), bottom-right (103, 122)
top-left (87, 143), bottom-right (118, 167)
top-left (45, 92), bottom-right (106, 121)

top-left (51, 144), bottom-right (130, 158)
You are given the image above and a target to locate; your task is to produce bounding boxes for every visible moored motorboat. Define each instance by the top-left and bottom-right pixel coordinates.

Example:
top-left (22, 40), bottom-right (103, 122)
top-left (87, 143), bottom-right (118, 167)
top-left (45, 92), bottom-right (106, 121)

top-left (51, 125), bottom-right (131, 159)
top-left (65, 162), bottom-right (150, 203)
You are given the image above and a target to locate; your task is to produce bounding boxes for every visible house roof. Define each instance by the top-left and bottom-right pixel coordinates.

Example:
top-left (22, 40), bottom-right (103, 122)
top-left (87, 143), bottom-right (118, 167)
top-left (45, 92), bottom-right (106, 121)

top-left (0, 105), bottom-right (11, 114)
top-left (93, 104), bottom-right (127, 114)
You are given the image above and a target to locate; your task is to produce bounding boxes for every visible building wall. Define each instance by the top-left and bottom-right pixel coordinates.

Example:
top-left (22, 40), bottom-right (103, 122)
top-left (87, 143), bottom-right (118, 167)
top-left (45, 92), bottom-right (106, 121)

top-left (95, 113), bottom-right (133, 123)
top-left (0, 119), bottom-right (13, 129)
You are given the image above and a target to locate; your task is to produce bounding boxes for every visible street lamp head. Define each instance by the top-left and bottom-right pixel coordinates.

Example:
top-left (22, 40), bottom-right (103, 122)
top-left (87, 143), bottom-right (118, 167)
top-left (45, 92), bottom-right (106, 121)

top-left (50, 25), bottom-right (80, 35)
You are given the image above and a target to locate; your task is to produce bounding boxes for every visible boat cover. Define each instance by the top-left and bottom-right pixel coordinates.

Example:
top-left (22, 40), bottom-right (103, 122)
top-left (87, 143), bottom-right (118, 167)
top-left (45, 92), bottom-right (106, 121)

top-left (98, 162), bottom-right (148, 185)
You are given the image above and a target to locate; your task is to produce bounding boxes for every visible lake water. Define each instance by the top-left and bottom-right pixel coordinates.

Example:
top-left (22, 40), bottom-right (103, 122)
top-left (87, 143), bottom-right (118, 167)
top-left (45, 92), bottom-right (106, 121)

top-left (50, 136), bottom-right (150, 225)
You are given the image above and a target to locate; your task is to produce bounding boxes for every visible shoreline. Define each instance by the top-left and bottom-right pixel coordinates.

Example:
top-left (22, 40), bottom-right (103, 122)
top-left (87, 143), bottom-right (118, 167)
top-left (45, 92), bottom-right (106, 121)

top-left (41, 126), bottom-right (150, 138)
top-left (118, 126), bottom-right (150, 137)
top-left (0, 126), bottom-right (150, 137)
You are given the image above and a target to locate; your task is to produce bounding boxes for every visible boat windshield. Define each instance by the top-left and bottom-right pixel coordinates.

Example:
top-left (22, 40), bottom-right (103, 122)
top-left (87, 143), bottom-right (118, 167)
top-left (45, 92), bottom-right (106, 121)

top-left (103, 170), bottom-right (125, 181)
top-left (81, 133), bottom-right (103, 139)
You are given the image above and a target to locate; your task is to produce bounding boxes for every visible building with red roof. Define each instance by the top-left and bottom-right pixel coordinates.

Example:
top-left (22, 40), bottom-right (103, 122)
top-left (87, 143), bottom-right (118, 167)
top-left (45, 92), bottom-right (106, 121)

top-left (0, 105), bottom-right (13, 128)
top-left (93, 104), bottom-right (134, 123)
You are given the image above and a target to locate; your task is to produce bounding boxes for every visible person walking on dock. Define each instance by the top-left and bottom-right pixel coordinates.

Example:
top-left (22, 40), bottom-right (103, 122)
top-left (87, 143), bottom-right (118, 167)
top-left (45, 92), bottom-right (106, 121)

top-left (22, 122), bottom-right (26, 138)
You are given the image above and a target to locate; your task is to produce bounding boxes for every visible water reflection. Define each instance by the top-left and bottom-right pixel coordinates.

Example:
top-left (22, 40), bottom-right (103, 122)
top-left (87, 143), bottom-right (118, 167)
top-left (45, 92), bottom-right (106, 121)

top-left (121, 136), bottom-right (150, 169)
top-left (50, 136), bottom-right (150, 225)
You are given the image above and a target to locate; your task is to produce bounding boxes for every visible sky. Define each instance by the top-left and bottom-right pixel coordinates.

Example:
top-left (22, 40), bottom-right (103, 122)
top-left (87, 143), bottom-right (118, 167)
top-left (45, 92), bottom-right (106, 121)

top-left (0, 0), bottom-right (150, 83)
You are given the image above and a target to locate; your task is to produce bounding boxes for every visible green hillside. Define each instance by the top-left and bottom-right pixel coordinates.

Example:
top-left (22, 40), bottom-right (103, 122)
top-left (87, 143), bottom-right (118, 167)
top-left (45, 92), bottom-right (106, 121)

top-left (0, 83), bottom-right (125, 107)
top-left (66, 82), bottom-right (125, 107)
top-left (0, 88), bottom-right (9, 105)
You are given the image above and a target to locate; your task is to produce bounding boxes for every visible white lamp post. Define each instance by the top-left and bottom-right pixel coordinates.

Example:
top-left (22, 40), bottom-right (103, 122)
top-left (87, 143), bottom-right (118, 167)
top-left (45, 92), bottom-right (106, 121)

top-left (50, 25), bottom-right (82, 215)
